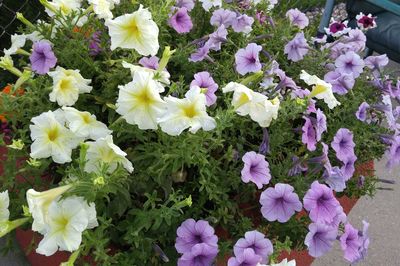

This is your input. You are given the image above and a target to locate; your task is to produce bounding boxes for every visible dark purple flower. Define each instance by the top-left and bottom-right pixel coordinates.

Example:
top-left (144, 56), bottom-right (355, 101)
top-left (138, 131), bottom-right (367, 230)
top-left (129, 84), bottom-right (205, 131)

top-left (286, 8), bottom-right (309, 29)
top-left (258, 128), bottom-right (270, 155)
top-left (340, 223), bottom-right (362, 263)
top-left (210, 8), bottom-right (236, 28)
top-left (189, 45), bottom-right (211, 62)
top-left (255, 10), bottom-right (267, 25)
top-left (178, 243), bottom-right (219, 266)
top-left (356, 13), bottom-right (377, 30)
top-left (324, 70), bottom-right (355, 95)
top-left (364, 54), bottom-right (389, 71)
top-left (89, 31), bottom-right (102, 56)
top-left (288, 155), bottom-right (308, 176)
top-left (284, 32), bottom-right (309, 62)
top-left (190, 71), bottom-right (218, 106)
top-left (315, 109), bottom-right (327, 142)
top-left (175, 219), bottom-right (218, 254)
top-left (227, 248), bottom-right (262, 266)
top-left (233, 230), bottom-right (273, 263)
top-left (355, 102), bottom-right (370, 122)
top-left (176, 0), bottom-right (195, 11)
top-left (169, 8), bottom-right (193, 34)
top-left (305, 223), bottom-right (337, 258)
top-left (335, 51), bottom-right (365, 78)
top-left (232, 14), bottom-right (254, 34)
top-left (357, 175), bottom-right (366, 188)
top-left (30, 40), bottom-right (57, 75)
top-left (260, 183), bottom-right (303, 223)
top-left (205, 25), bottom-right (228, 51)
top-left (235, 43), bottom-right (262, 75)
top-left (139, 56), bottom-right (159, 70)
top-left (341, 154), bottom-right (357, 180)
top-left (303, 181), bottom-right (341, 223)
top-left (324, 166), bottom-right (346, 192)
top-left (302, 116), bottom-right (317, 151)
top-left (331, 128), bottom-right (356, 162)
top-left (241, 151), bottom-right (271, 189)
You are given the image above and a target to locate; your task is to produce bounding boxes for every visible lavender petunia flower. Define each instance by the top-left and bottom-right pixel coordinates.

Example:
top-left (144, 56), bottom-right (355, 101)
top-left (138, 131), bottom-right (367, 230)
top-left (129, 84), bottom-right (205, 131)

top-left (284, 32), bottom-right (309, 62)
top-left (308, 142), bottom-right (332, 173)
top-left (288, 155), bottom-right (308, 176)
top-left (315, 109), bottom-right (327, 142)
top-left (341, 154), bottom-right (357, 180)
top-left (175, 219), bottom-right (218, 254)
top-left (189, 44), bottom-right (211, 62)
top-left (176, 0), bottom-right (195, 11)
top-left (275, 69), bottom-right (299, 90)
top-left (340, 223), bottom-right (362, 263)
top-left (328, 42), bottom-right (354, 60)
top-left (228, 248), bottom-right (262, 266)
top-left (139, 56), bottom-right (159, 70)
top-left (343, 29), bottom-right (366, 52)
top-left (210, 8), bottom-right (236, 28)
top-left (305, 223), bottom-right (338, 258)
top-left (241, 151), bottom-right (271, 189)
top-left (205, 25), bottom-right (228, 51)
top-left (30, 40), bottom-right (57, 75)
top-left (303, 181), bottom-right (341, 223)
top-left (89, 31), bottom-right (102, 56)
top-left (353, 220), bottom-right (370, 263)
top-left (386, 135), bottom-right (400, 169)
top-left (259, 183), bottom-right (303, 223)
top-left (233, 230), bottom-right (273, 263)
top-left (302, 116), bottom-right (317, 151)
top-left (324, 70), bottom-right (355, 95)
top-left (365, 54), bottom-right (389, 70)
top-left (235, 43), bottom-right (262, 75)
top-left (178, 243), bottom-right (219, 266)
top-left (169, 8), bottom-right (193, 34)
top-left (335, 51), bottom-right (365, 78)
top-left (255, 10), bottom-right (267, 25)
top-left (232, 14), bottom-right (254, 34)
top-left (190, 71), bottom-right (218, 106)
top-left (286, 8), bottom-right (309, 29)
top-left (331, 128), bottom-right (356, 162)
top-left (325, 206), bottom-right (347, 229)
top-left (324, 166), bottom-right (346, 192)
top-left (259, 128), bottom-right (270, 155)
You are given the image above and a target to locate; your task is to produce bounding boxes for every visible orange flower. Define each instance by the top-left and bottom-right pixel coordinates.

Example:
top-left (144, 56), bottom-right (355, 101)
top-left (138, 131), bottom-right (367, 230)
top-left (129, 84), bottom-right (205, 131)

top-left (0, 84), bottom-right (25, 122)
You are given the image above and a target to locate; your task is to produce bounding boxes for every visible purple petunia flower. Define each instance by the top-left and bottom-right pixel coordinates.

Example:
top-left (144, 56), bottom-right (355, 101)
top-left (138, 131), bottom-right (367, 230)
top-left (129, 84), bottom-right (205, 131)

top-left (190, 71), bottom-right (218, 106)
top-left (343, 29), bottom-right (366, 52)
top-left (324, 70), bottom-right (355, 95)
top-left (335, 51), bottom-right (365, 78)
top-left (328, 42), bottom-right (354, 60)
top-left (304, 223), bottom-right (338, 258)
top-left (210, 8), bottom-right (237, 28)
top-left (139, 56), bottom-right (160, 70)
top-left (89, 31), bottom-right (102, 56)
top-left (315, 109), bottom-right (327, 142)
top-left (227, 248), bottom-right (262, 266)
top-left (275, 69), bottom-right (299, 90)
top-left (189, 44), bottom-right (211, 62)
top-left (241, 151), bottom-right (271, 189)
top-left (205, 25), bottom-right (228, 51)
top-left (353, 220), bottom-right (370, 263)
top-left (309, 142), bottom-right (332, 173)
top-left (284, 32), bottom-right (309, 62)
top-left (331, 128), bottom-right (356, 162)
top-left (386, 135), bottom-right (400, 169)
top-left (288, 155), bottom-right (308, 176)
top-left (364, 54), bottom-right (389, 74)
top-left (255, 10), bottom-right (267, 25)
top-left (303, 181), bottom-right (341, 223)
top-left (233, 230), bottom-right (273, 263)
top-left (30, 40), bottom-right (57, 75)
top-left (324, 166), bottom-right (346, 192)
top-left (176, 0), bottom-right (195, 11)
top-left (324, 206), bottom-right (347, 229)
top-left (286, 8), bottom-right (309, 29)
top-left (356, 13), bottom-right (377, 30)
top-left (178, 243), bottom-right (219, 266)
top-left (259, 183), bottom-right (303, 223)
top-left (259, 128), bottom-right (270, 155)
top-left (232, 14), bottom-right (254, 34)
top-left (302, 116), bottom-right (317, 151)
top-left (325, 20), bottom-right (350, 37)
top-left (235, 43), bottom-right (262, 75)
top-left (340, 223), bottom-right (362, 263)
top-left (341, 153), bottom-right (357, 180)
top-left (175, 219), bottom-right (218, 254)
top-left (169, 7), bottom-right (193, 34)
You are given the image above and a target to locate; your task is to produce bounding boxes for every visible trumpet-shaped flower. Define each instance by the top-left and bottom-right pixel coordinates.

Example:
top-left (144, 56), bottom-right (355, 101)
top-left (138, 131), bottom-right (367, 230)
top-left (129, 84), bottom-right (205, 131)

top-left (121, 61), bottom-right (169, 89)
top-left (116, 71), bottom-right (166, 130)
top-left (300, 70), bottom-right (340, 109)
top-left (48, 66), bottom-right (92, 106)
top-left (3, 34), bottom-right (26, 56)
top-left (228, 248), bottom-right (262, 266)
top-left (233, 230), bottom-right (273, 263)
top-left (30, 111), bottom-right (80, 164)
top-left (89, 0), bottom-right (116, 20)
top-left (30, 41), bottom-right (57, 75)
top-left (85, 135), bottom-right (134, 173)
top-left (105, 5), bottom-right (159, 55)
top-left (286, 8), bottom-right (309, 29)
top-left (223, 82), bottom-right (280, 127)
top-left (305, 223), bottom-right (337, 258)
top-left (26, 184), bottom-right (72, 233)
top-left (36, 196), bottom-right (97, 256)
top-left (284, 32), bottom-right (309, 62)
top-left (62, 107), bottom-right (111, 140)
top-left (235, 43), bottom-right (262, 76)
top-left (190, 71), bottom-right (218, 106)
top-left (199, 0), bottom-right (222, 11)
top-left (169, 7), bottom-right (193, 34)
top-left (158, 87), bottom-right (216, 136)
top-left (45, 0), bottom-right (82, 17)
top-left (178, 243), bottom-right (219, 266)
top-left (340, 223), bottom-right (362, 263)
top-left (241, 151), bottom-right (271, 189)
top-left (0, 191), bottom-right (10, 222)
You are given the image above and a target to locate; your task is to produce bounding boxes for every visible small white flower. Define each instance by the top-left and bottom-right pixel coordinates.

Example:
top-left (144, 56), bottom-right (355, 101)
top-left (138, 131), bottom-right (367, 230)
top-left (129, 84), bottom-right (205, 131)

top-left (116, 70), bottom-right (165, 130)
top-left (62, 107), bottom-right (112, 140)
top-left (258, 258), bottom-right (296, 266)
top-left (199, 0), bottom-right (222, 11)
top-left (45, 0), bottom-right (83, 17)
top-left (48, 66), bottom-right (92, 106)
top-left (105, 5), bottom-right (159, 55)
top-left (122, 61), bottom-right (170, 89)
top-left (36, 196), bottom-right (97, 256)
top-left (158, 87), bottom-right (216, 136)
top-left (85, 135), bottom-right (134, 173)
top-left (26, 185), bottom-right (72, 233)
top-left (29, 110), bottom-right (80, 164)
top-left (3, 34), bottom-right (26, 56)
top-left (0, 191), bottom-right (10, 222)
top-left (300, 70), bottom-right (340, 109)
top-left (89, 0), bottom-right (115, 20)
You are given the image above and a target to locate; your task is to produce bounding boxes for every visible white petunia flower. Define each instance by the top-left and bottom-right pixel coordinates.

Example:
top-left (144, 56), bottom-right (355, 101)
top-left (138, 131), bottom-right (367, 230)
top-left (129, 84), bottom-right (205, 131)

top-left (36, 196), bottom-right (97, 256)
top-left (222, 82), bottom-right (280, 127)
top-left (105, 5), bottom-right (159, 55)
top-left (3, 34), bottom-right (26, 56)
top-left (48, 66), bottom-right (92, 106)
top-left (199, 0), bottom-right (222, 11)
top-left (62, 107), bottom-right (112, 140)
top-left (116, 71), bottom-right (165, 130)
top-left (300, 70), bottom-right (340, 109)
top-left (0, 191), bottom-right (10, 222)
top-left (45, 0), bottom-right (83, 17)
top-left (122, 61), bottom-right (170, 89)
top-left (85, 135), bottom-right (134, 173)
top-left (30, 111), bottom-right (80, 164)
top-left (257, 258), bottom-right (296, 266)
top-left (26, 185), bottom-right (72, 233)
top-left (89, 0), bottom-right (115, 20)
top-left (158, 86), bottom-right (216, 136)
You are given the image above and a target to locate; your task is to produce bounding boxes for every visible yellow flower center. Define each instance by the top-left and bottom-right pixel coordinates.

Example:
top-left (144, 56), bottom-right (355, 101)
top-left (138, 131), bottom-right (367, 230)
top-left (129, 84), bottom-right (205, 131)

top-left (80, 113), bottom-right (92, 124)
top-left (58, 78), bottom-right (74, 92)
top-left (182, 104), bottom-right (198, 118)
top-left (99, 147), bottom-right (116, 163)
top-left (136, 88), bottom-right (154, 106)
top-left (236, 92), bottom-right (250, 108)
top-left (310, 84), bottom-right (327, 97)
top-left (53, 215), bottom-right (70, 234)
top-left (47, 127), bottom-right (60, 142)
top-left (125, 18), bottom-right (140, 38)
